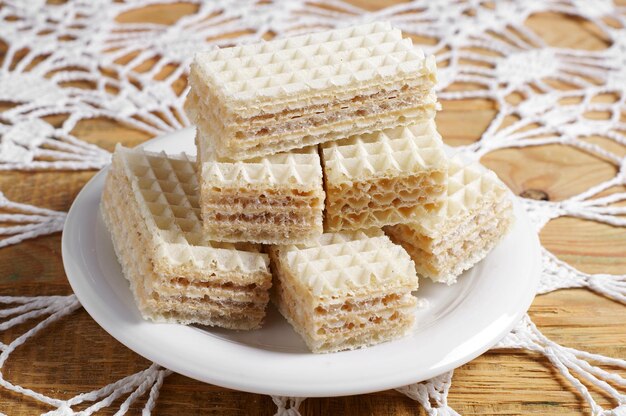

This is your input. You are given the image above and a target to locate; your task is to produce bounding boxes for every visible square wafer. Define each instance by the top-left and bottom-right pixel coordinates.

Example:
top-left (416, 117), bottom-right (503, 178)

top-left (321, 119), bottom-right (447, 231)
top-left (185, 22), bottom-right (438, 160)
top-left (101, 145), bottom-right (272, 329)
top-left (269, 229), bottom-right (419, 353)
top-left (385, 157), bottom-right (514, 285)
top-left (196, 131), bottom-right (325, 244)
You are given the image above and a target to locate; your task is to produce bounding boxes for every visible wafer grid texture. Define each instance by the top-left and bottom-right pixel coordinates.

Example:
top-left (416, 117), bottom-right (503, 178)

top-left (322, 119), bottom-right (447, 231)
top-left (385, 158), bottom-right (514, 285)
top-left (101, 145), bottom-right (272, 329)
top-left (269, 230), bottom-right (419, 353)
top-left (185, 22), bottom-right (438, 160)
top-left (196, 132), bottom-right (325, 244)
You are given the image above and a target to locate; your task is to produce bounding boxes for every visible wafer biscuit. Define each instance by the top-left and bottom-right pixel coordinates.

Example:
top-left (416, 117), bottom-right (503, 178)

top-left (101, 145), bottom-right (272, 329)
top-left (185, 22), bottom-right (438, 160)
top-left (385, 157), bottom-right (514, 285)
top-left (269, 230), bottom-right (419, 353)
top-left (196, 132), bottom-right (325, 244)
top-left (321, 119), bottom-right (447, 231)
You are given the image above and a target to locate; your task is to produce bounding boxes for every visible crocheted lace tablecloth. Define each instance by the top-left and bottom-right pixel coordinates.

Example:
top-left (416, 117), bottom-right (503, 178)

top-left (0, 1), bottom-right (625, 415)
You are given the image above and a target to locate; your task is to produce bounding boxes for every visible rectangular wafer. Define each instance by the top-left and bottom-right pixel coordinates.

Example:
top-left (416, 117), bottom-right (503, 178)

top-left (269, 229), bottom-right (419, 353)
top-left (385, 157), bottom-right (514, 285)
top-left (101, 145), bottom-right (272, 329)
top-left (196, 131), bottom-right (325, 244)
top-left (321, 119), bottom-right (447, 231)
top-left (185, 22), bottom-right (438, 160)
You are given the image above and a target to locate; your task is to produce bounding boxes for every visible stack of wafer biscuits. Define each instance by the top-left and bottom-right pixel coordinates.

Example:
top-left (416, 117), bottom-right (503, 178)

top-left (102, 22), bottom-right (514, 353)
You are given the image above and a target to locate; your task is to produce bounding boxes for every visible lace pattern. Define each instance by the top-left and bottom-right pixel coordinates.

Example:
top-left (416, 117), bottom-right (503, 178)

top-left (0, 0), bottom-right (625, 414)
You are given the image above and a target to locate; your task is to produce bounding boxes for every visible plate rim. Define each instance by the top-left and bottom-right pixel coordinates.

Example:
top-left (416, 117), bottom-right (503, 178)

top-left (62, 128), bottom-right (541, 397)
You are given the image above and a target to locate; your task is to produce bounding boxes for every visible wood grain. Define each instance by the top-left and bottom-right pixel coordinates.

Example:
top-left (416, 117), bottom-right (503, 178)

top-left (1, 2), bottom-right (625, 415)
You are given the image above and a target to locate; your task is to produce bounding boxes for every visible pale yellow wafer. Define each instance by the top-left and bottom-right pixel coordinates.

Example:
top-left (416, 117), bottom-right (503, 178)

top-left (385, 157), bottom-right (514, 285)
top-left (322, 119), bottom-right (447, 231)
top-left (269, 230), bottom-right (419, 353)
top-left (101, 145), bottom-right (272, 329)
top-left (185, 22), bottom-right (438, 160)
top-left (196, 132), bottom-right (325, 244)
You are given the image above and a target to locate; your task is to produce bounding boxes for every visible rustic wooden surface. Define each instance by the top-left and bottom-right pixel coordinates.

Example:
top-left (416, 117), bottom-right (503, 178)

top-left (1, 2), bottom-right (625, 415)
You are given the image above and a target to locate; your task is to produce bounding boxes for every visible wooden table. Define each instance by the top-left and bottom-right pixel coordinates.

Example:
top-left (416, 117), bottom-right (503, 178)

top-left (1, 2), bottom-right (625, 415)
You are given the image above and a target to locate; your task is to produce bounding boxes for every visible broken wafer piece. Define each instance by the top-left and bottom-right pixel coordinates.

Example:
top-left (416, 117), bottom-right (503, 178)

top-left (185, 22), bottom-right (438, 160)
top-left (321, 119), bottom-right (447, 231)
top-left (196, 131), bottom-right (325, 244)
top-left (101, 145), bottom-right (272, 329)
top-left (385, 157), bottom-right (514, 285)
top-left (269, 229), bottom-right (419, 353)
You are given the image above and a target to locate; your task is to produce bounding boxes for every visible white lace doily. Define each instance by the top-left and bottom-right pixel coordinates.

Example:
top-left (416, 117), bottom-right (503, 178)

top-left (1, 1), bottom-right (625, 415)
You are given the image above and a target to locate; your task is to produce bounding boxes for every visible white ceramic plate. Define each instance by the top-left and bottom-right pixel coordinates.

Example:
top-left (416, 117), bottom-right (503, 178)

top-left (63, 127), bottom-right (541, 397)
